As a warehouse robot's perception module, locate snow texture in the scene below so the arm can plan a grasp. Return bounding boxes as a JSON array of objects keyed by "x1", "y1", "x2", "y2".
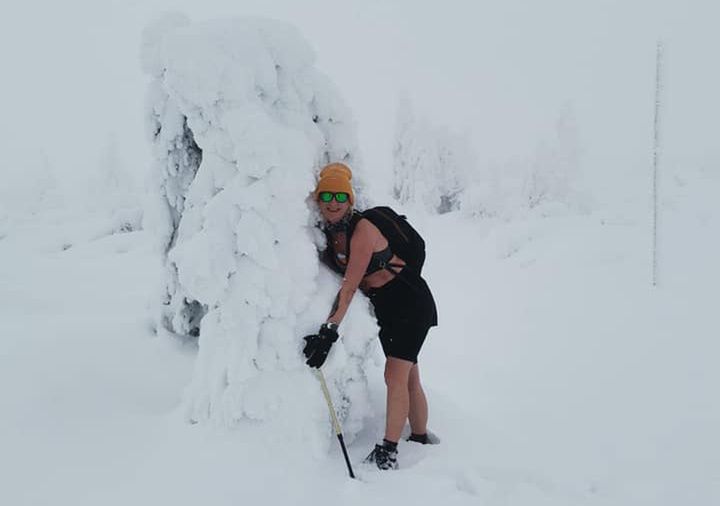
[{"x1": 141, "y1": 15, "x2": 377, "y2": 445}]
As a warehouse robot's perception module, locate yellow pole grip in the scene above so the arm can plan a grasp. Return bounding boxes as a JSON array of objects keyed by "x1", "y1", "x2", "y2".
[{"x1": 315, "y1": 369, "x2": 342, "y2": 436}]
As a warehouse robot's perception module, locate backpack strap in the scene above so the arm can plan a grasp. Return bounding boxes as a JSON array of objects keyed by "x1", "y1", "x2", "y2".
[
  {"x1": 343, "y1": 210, "x2": 422, "y2": 292},
  {"x1": 353, "y1": 209, "x2": 413, "y2": 279},
  {"x1": 345, "y1": 210, "x2": 364, "y2": 261}
]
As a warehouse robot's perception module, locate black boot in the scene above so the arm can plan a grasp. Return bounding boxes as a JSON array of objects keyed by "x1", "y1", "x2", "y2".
[
  {"x1": 364, "y1": 440, "x2": 398, "y2": 470},
  {"x1": 407, "y1": 433, "x2": 429, "y2": 444},
  {"x1": 407, "y1": 431, "x2": 440, "y2": 445}
]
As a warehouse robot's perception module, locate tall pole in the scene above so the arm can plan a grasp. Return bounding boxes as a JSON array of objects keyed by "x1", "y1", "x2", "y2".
[{"x1": 652, "y1": 41, "x2": 663, "y2": 287}]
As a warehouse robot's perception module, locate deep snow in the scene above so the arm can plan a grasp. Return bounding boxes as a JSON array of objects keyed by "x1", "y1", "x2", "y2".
[
  {"x1": 1, "y1": 2, "x2": 718, "y2": 505},
  {"x1": 1, "y1": 167, "x2": 717, "y2": 504}
]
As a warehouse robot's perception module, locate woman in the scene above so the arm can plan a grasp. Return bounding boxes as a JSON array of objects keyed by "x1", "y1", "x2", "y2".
[{"x1": 303, "y1": 162, "x2": 438, "y2": 470}]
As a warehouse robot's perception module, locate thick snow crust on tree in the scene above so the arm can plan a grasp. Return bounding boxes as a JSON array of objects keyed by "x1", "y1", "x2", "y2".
[{"x1": 141, "y1": 15, "x2": 378, "y2": 446}]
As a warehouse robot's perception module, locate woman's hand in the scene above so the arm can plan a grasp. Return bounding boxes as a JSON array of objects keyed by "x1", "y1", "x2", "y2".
[{"x1": 302, "y1": 323, "x2": 339, "y2": 368}]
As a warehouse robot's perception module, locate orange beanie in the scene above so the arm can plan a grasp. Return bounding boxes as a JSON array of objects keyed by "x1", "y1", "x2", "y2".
[{"x1": 315, "y1": 162, "x2": 354, "y2": 205}]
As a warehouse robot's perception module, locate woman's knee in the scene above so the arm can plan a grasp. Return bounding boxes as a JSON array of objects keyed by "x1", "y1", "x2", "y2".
[
  {"x1": 407, "y1": 365, "x2": 423, "y2": 393},
  {"x1": 384, "y1": 358, "x2": 413, "y2": 388}
]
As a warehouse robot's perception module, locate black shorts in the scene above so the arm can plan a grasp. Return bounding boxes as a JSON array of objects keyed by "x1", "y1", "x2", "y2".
[{"x1": 368, "y1": 271, "x2": 438, "y2": 363}]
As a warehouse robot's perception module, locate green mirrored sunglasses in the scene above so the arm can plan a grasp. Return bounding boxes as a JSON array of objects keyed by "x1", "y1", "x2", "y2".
[{"x1": 318, "y1": 191, "x2": 350, "y2": 203}]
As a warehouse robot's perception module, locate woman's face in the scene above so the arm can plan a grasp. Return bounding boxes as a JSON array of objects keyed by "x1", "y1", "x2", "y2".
[{"x1": 318, "y1": 196, "x2": 351, "y2": 224}]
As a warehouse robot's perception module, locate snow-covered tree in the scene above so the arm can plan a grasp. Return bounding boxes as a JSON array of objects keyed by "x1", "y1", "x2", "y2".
[
  {"x1": 141, "y1": 15, "x2": 379, "y2": 447},
  {"x1": 523, "y1": 103, "x2": 582, "y2": 210},
  {"x1": 393, "y1": 96, "x2": 472, "y2": 214},
  {"x1": 461, "y1": 103, "x2": 583, "y2": 220}
]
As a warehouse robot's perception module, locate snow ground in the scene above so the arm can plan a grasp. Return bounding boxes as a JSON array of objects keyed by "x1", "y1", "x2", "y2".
[
  {"x1": 1, "y1": 169, "x2": 717, "y2": 505},
  {"x1": 1, "y1": 2, "x2": 718, "y2": 504}
]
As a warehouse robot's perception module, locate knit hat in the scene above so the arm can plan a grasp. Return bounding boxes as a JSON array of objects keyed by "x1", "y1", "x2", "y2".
[{"x1": 315, "y1": 162, "x2": 354, "y2": 205}]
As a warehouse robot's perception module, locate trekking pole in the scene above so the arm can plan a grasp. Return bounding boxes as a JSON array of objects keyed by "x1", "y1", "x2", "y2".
[{"x1": 314, "y1": 369, "x2": 356, "y2": 479}]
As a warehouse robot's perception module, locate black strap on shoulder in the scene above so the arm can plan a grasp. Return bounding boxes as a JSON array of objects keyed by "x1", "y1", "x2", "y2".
[
  {"x1": 341, "y1": 210, "x2": 421, "y2": 292},
  {"x1": 344, "y1": 210, "x2": 364, "y2": 261},
  {"x1": 321, "y1": 210, "x2": 363, "y2": 275},
  {"x1": 352, "y1": 210, "x2": 411, "y2": 281}
]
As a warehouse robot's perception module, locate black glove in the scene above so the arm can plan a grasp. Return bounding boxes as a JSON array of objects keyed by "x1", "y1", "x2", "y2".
[{"x1": 303, "y1": 323, "x2": 339, "y2": 368}]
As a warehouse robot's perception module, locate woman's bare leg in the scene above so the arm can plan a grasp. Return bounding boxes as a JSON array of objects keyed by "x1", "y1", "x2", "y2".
[
  {"x1": 408, "y1": 364, "x2": 428, "y2": 435},
  {"x1": 384, "y1": 357, "x2": 414, "y2": 442}
]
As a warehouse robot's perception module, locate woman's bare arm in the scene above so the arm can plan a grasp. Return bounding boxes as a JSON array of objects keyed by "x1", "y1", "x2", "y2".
[{"x1": 326, "y1": 219, "x2": 377, "y2": 325}]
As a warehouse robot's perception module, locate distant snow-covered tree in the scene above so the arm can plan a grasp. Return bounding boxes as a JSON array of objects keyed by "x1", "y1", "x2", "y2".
[
  {"x1": 524, "y1": 103, "x2": 581, "y2": 210},
  {"x1": 393, "y1": 97, "x2": 472, "y2": 214},
  {"x1": 141, "y1": 15, "x2": 378, "y2": 448},
  {"x1": 461, "y1": 103, "x2": 584, "y2": 220}
]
